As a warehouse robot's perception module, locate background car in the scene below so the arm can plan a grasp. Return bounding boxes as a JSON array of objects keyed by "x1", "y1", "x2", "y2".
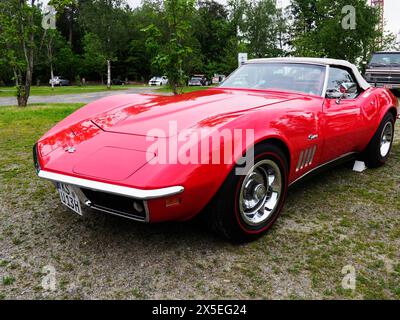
[
  {"x1": 49, "y1": 76, "x2": 70, "y2": 86},
  {"x1": 212, "y1": 74, "x2": 226, "y2": 84},
  {"x1": 112, "y1": 79, "x2": 126, "y2": 85},
  {"x1": 188, "y1": 75, "x2": 209, "y2": 86},
  {"x1": 364, "y1": 51, "x2": 400, "y2": 96},
  {"x1": 148, "y1": 76, "x2": 168, "y2": 86}
]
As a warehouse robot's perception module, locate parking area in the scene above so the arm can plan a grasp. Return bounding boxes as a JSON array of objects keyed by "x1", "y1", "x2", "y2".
[
  {"x1": 0, "y1": 87, "x2": 170, "y2": 106},
  {"x1": 0, "y1": 104, "x2": 399, "y2": 299}
]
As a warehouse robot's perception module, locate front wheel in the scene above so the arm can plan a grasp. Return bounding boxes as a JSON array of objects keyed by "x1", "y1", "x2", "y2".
[
  {"x1": 207, "y1": 143, "x2": 288, "y2": 242},
  {"x1": 363, "y1": 112, "x2": 395, "y2": 168}
]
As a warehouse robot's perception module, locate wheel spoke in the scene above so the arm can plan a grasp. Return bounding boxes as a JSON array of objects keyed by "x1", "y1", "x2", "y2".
[
  {"x1": 239, "y1": 159, "x2": 282, "y2": 226},
  {"x1": 380, "y1": 121, "x2": 393, "y2": 157}
]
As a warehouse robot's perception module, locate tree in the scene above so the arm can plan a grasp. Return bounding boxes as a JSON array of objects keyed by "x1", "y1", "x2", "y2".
[
  {"x1": 243, "y1": 0, "x2": 286, "y2": 58},
  {"x1": 82, "y1": 33, "x2": 107, "y2": 82},
  {"x1": 80, "y1": 0, "x2": 129, "y2": 88},
  {"x1": 0, "y1": 0, "x2": 42, "y2": 106},
  {"x1": 49, "y1": 0, "x2": 78, "y2": 45},
  {"x1": 290, "y1": 0, "x2": 381, "y2": 65},
  {"x1": 143, "y1": 0, "x2": 198, "y2": 94},
  {"x1": 125, "y1": 0, "x2": 164, "y2": 81},
  {"x1": 194, "y1": 1, "x2": 232, "y2": 76}
]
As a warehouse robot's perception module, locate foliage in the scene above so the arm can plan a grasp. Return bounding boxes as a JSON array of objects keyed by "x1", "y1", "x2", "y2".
[
  {"x1": 82, "y1": 33, "x2": 107, "y2": 81},
  {"x1": 0, "y1": 0, "x2": 43, "y2": 106},
  {"x1": 143, "y1": 0, "x2": 198, "y2": 94},
  {"x1": 79, "y1": 0, "x2": 130, "y2": 87},
  {"x1": 290, "y1": 0, "x2": 381, "y2": 65},
  {"x1": 243, "y1": 0, "x2": 286, "y2": 58}
]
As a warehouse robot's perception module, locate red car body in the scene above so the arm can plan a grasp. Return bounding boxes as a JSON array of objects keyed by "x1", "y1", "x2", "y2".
[{"x1": 34, "y1": 59, "x2": 399, "y2": 227}]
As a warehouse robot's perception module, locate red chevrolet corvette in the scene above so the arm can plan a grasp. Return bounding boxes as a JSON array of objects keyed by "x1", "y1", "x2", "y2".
[{"x1": 34, "y1": 58, "x2": 398, "y2": 242}]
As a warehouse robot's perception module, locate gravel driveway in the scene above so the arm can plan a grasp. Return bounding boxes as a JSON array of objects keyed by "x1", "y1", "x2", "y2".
[{"x1": 0, "y1": 87, "x2": 168, "y2": 106}]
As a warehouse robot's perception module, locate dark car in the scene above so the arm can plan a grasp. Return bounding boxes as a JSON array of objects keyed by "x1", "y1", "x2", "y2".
[
  {"x1": 188, "y1": 75, "x2": 209, "y2": 86},
  {"x1": 364, "y1": 52, "x2": 400, "y2": 95},
  {"x1": 112, "y1": 79, "x2": 126, "y2": 85}
]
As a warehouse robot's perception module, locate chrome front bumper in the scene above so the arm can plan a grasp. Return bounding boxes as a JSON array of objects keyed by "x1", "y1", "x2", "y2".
[
  {"x1": 33, "y1": 143, "x2": 184, "y2": 222},
  {"x1": 37, "y1": 170, "x2": 184, "y2": 200},
  {"x1": 37, "y1": 170, "x2": 184, "y2": 223}
]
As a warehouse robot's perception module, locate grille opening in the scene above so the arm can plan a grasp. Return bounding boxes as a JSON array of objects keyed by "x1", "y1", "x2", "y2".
[{"x1": 81, "y1": 188, "x2": 147, "y2": 221}]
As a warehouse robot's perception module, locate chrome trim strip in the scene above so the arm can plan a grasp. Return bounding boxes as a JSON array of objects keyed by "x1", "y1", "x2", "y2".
[
  {"x1": 301, "y1": 148, "x2": 310, "y2": 169},
  {"x1": 321, "y1": 65, "x2": 330, "y2": 98},
  {"x1": 296, "y1": 150, "x2": 304, "y2": 172},
  {"x1": 85, "y1": 200, "x2": 149, "y2": 223},
  {"x1": 289, "y1": 152, "x2": 357, "y2": 186},
  {"x1": 305, "y1": 147, "x2": 313, "y2": 166},
  {"x1": 308, "y1": 145, "x2": 317, "y2": 166},
  {"x1": 38, "y1": 170, "x2": 184, "y2": 200}
]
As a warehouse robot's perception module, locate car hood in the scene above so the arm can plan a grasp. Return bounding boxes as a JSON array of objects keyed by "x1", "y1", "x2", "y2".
[{"x1": 91, "y1": 88, "x2": 296, "y2": 137}]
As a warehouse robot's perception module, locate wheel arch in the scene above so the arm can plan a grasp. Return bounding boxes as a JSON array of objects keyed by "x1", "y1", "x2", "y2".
[
  {"x1": 387, "y1": 106, "x2": 398, "y2": 121},
  {"x1": 254, "y1": 137, "x2": 291, "y2": 172}
]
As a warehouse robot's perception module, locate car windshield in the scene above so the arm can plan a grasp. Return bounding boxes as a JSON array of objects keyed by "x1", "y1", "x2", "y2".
[
  {"x1": 369, "y1": 53, "x2": 400, "y2": 66},
  {"x1": 220, "y1": 63, "x2": 327, "y2": 96}
]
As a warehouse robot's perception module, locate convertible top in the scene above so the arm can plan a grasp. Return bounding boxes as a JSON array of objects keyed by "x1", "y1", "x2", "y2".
[{"x1": 247, "y1": 57, "x2": 371, "y2": 91}]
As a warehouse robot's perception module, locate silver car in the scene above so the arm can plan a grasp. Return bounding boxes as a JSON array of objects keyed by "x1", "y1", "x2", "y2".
[{"x1": 49, "y1": 76, "x2": 70, "y2": 86}]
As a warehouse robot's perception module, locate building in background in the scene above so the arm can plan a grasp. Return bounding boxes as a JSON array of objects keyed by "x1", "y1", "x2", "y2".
[{"x1": 371, "y1": 0, "x2": 385, "y2": 46}]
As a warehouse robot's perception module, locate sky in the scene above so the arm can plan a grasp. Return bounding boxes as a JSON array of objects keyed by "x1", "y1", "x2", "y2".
[{"x1": 41, "y1": 0, "x2": 400, "y2": 35}]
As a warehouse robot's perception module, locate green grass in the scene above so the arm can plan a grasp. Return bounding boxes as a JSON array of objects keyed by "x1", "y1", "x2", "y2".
[
  {"x1": 0, "y1": 84, "x2": 145, "y2": 97},
  {"x1": 2, "y1": 276, "x2": 16, "y2": 286},
  {"x1": 0, "y1": 103, "x2": 399, "y2": 299}
]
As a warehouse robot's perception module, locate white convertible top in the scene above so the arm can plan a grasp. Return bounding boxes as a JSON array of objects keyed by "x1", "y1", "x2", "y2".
[{"x1": 247, "y1": 57, "x2": 371, "y2": 91}]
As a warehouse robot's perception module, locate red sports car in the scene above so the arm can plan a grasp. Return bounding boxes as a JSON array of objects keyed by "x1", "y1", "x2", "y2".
[{"x1": 34, "y1": 58, "x2": 399, "y2": 242}]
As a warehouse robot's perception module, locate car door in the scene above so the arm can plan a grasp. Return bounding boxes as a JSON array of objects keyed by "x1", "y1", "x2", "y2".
[{"x1": 321, "y1": 66, "x2": 364, "y2": 163}]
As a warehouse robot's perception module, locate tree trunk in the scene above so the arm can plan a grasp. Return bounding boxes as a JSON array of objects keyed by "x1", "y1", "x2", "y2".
[
  {"x1": 16, "y1": 0, "x2": 35, "y2": 107},
  {"x1": 107, "y1": 59, "x2": 111, "y2": 89},
  {"x1": 68, "y1": 7, "x2": 73, "y2": 44},
  {"x1": 172, "y1": 82, "x2": 178, "y2": 95},
  {"x1": 17, "y1": 95, "x2": 29, "y2": 107},
  {"x1": 50, "y1": 63, "x2": 54, "y2": 90}
]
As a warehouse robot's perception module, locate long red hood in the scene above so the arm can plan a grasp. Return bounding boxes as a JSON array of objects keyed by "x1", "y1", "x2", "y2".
[{"x1": 90, "y1": 88, "x2": 296, "y2": 137}]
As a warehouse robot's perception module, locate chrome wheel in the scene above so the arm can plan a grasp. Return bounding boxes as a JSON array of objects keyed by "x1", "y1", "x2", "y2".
[
  {"x1": 239, "y1": 159, "x2": 282, "y2": 226},
  {"x1": 380, "y1": 121, "x2": 393, "y2": 157}
]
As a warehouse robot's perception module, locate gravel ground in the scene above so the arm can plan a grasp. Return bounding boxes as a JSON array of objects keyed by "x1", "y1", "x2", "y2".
[{"x1": 0, "y1": 105, "x2": 399, "y2": 300}]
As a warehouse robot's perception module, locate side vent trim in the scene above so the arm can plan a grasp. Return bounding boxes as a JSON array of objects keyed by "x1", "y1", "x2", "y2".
[{"x1": 296, "y1": 145, "x2": 317, "y2": 172}]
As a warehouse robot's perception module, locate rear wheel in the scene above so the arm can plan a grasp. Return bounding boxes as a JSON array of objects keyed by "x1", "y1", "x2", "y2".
[
  {"x1": 391, "y1": 89, "x2": 400, "y2": 98},
  {"x1": 363, "y1": 112, "x2": 395, "y2": 168},
  {"x1": 207, "y1": 143, "x2": 288, "y2": 243}
]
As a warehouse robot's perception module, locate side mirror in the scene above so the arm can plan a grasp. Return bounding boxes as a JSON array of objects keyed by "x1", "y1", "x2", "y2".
[
  {"x1": 339, "y1": 82, "x2": 357, "y2": 95},
  {"x1": 326, "y1": 82, "x2": 357, "y2": 104}
]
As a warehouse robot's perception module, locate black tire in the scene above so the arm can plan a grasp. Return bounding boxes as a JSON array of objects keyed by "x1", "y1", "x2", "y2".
[
  {"x1": 363, "y1": 112, "x2": 395, "y2": 168},
  {"x1": 206, "y1": 143, "x2": 289, "y2": 243},
  {"x1": 391, "y1": 89, "x2": 400, "y2": 98}
]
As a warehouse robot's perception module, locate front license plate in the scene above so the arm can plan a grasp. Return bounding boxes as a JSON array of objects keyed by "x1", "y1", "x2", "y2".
[{"x1": 56, "y1": 182, "x2": 82, "y2": 216}]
